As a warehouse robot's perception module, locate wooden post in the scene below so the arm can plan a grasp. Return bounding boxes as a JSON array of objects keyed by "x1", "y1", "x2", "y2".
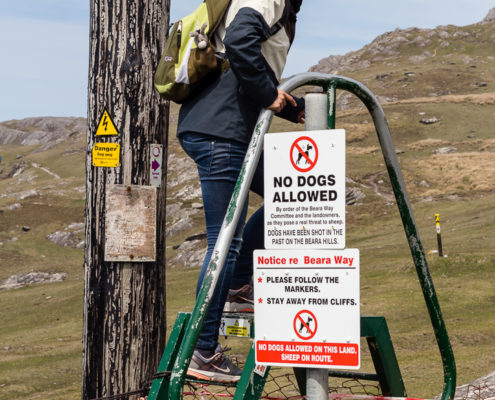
[
  {"x1": 82, "y1": 1, "x2": 170, "y2": 399},
  {"x1": 435, "y1": 213, "x2": 443, "y2": 257}
]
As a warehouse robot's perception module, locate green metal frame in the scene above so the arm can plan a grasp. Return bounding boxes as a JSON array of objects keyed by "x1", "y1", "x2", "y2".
[
  {"x1": 150, "y1": 72, "x2": 456, "y2": 400},
  {"x1": 149, "y1": 314, "x2": 404, "y2": 399},
  {"x1": 359, "y1": 316, "x2": 406, "y2": 396}
]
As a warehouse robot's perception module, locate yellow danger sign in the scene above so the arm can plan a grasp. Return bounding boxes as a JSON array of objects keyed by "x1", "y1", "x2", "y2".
[
  {"x1": 92, "y1": 143, "x2": 120, "y2": 167},
  {"x1": 226, "y1": 325, "x2": 248, "y2": 337},
  {"x1": 96, "y1": 109, "x2": 119, "y2": 136}
]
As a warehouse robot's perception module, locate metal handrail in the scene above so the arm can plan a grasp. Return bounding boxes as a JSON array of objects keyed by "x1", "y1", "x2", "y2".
[{"x1": 167, "y1": 72, "x2": 456, "y2": 400}]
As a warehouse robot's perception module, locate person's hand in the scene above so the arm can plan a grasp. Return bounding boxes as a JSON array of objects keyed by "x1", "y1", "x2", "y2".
[{"x1": 267, "y1": 89, "x2": 297, "y2": 113}]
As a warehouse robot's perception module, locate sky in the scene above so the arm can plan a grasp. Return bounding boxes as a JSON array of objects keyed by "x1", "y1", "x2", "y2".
[{"x1": 0, "y1": 1, "x2": 493, "y2": 122}]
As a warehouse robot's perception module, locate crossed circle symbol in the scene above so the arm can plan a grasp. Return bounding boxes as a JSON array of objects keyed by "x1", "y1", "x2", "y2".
[
  {"x1": 293, "y1": 309, "x2": 318, "y2": 340},
  {"x1": 290, "y1": 136, "x2": 318, "y2": 173}
]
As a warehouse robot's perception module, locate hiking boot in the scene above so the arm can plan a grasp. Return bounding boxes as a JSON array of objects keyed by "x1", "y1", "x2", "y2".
[
  {"x1": 187, "y1": 344, "x2": 242, "y2": 383},
  {"x1": 223, "y1": 284, "x2": 254, "y2": 313}
]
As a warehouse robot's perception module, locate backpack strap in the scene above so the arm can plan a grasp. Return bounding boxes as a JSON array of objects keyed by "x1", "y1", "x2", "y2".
[{"x1": 268, "y1": 0, "x2": 292, "y2": 37}]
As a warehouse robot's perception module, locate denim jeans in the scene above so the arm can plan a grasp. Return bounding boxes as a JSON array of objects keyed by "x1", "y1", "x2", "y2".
[{"x1": 179, "y1": 132, "x2": 264, "y2": 350}]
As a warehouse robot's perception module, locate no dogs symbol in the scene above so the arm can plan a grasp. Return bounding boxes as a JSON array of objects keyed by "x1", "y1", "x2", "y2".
[
  {"x1": 293, "y1": 310, "x2": 318, "y2": 340},
  {"x1": 290, "y1": 136, "x2": 319, "y2": 173}
]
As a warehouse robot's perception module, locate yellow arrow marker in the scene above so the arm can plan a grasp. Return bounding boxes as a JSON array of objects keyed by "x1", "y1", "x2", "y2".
[
  {"x1": 435, "y1": 213, "x2": 441, "y2": 233},
  {"x1": 96, "y1": 109, "x2": 119, "y2": 136}
]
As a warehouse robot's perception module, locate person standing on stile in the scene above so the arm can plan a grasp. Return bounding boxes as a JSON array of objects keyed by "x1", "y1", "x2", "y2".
[{"x1": 177, "y1": 0, "x2": 305, "y2": 383}]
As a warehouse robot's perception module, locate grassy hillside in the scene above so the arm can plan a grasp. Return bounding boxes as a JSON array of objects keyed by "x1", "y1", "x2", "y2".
[{"x1": 1, "y1": 14, "x2": 494, "y2": 400}]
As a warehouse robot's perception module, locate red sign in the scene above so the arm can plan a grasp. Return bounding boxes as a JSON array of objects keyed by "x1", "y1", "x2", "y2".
[
  {"x1": 290, "y1": 136, "x2": 319, "y2": 172},
  {"x1": 293, "y1": 310, "x2": 317, "y2": 340},
  {"x1": 256, "y1": 341, "x2": 359, "y2": 367}
]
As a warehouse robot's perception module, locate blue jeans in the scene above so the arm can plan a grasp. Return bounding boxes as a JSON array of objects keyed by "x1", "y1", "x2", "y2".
[{"x1": 179, "y1": 132, "x2": 264, "y2": 350}]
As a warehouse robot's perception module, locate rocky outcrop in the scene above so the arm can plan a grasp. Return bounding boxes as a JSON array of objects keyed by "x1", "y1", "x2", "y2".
[
  {"x1": 481, "y1": 7, "x2": 495, "y2": 24},
  {"x1": 310, "y1": 8, "x2": 495, "y2": 76},
  {"x1": 0, "y1": 272, "x2": 67, "y2": 290},
  {"x1": 0, "y1": 117, "x2": 86, "y2": 150},
  {"x1": 46, "y1": 223, "x2": 85, "y2": 249}
]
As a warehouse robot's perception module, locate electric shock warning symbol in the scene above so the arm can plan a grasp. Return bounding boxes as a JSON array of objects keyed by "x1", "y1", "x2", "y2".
[
  {"x1": 293, "y1": 310, "x2": 318, "y2": 340},
  {"x1": 96, "y1": 109, "x2": 119, "y2": 136},
  {"x1": 290, "y1": 136, "x2": 319, "y2": 173}
]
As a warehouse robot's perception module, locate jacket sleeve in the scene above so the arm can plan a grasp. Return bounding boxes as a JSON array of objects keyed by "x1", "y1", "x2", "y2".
[{"x1": 223, "y1": 7, "x2": 279, "y2": 108}]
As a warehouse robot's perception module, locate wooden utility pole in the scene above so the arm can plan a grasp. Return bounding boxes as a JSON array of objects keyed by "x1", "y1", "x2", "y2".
[{"x1": 83, "y1": 1, "x2": 170, "y2": 399}]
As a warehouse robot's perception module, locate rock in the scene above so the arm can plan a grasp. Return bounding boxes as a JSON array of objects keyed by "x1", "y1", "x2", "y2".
[
  {"x1": 171, "y1": 240, "x2": 205, "y2": 268},
  {"x1": 191, "y1": 202, "x2": 203, "y2": 209},
  {"x1": 419, "y1": 180, "x2": 430, "y2": 188},
  {"x1": 16, "y1": 189, "x2": 38, "y2": 200},
  {"x1": 166, "y1": 216, "x2": 195, "y2": 238},
  {"x1": 3, "y1": 203, "x2": 21, "y2": 211},
  {"x1": 46, "y1": 222, "x2": 85, "y2": 248},
  {"x1": 434, "y1": 146, "x2": 457, "y2": 154},
  {"x1": 7, "y1": 161, "x2": 26, "y2": 178},
  {"x1": 420, "y1": 117, "x2": 441, "y2": 125},
  {"x1": 0, "y1": 117, "x2": 87, "y2": 150},
  {"x1": 434, "y1": 370, "x2": 495, "y2": 400},
  {"x1": 0, "y1": 272, "x2": 67, "y2": 290},
  {"x1": 481, "y1": 7, "x2": 495, "y2": 24},
  {"x1": 345, "y1": 188, "x2": 365, "y2": 205},
  {"x1": 67, "y1": 222, "x2": 84, "y2": 230}
]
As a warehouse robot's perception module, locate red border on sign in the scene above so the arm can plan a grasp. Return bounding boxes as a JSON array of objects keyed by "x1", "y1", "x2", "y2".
[
  {"x1": 290, "y1": 136, "x2": 319, "y2": 173},
  {"x1": 256, "y1": 340, "x2": 359, "y2": 367},
  {"x1": 293, "y1": 309, "x2": 317, "y2": 340}
]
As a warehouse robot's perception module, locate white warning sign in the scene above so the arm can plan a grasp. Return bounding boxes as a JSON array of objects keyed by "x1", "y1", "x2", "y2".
[
  {"x1": 254, "y1": 248, "x2": 360, "y2": 369},
  {"x1": 264, "y1": 130, "x2": 346, "y2": 249}
]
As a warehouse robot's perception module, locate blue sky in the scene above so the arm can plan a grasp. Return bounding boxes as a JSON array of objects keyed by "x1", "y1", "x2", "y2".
[{"x1": 0, "y1": 0, "x2": 493, "y2": 122}]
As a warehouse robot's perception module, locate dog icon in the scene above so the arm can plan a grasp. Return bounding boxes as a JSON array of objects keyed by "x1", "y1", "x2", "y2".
[
  {"x1": 298, "y1": 316, "x2": 314, "y2": 334},
  {"x1": 296, "y1": 144, "x2": 313, "y2": 165}
]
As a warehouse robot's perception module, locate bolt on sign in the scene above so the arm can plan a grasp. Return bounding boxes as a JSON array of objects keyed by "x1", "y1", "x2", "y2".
[
  {"x1": 92, "y1": 143, "x2": 120, "y2": 167},
  {"x1": 254, "y1": 249, "x2": 360, "y2": 369},
  {"x1": 264, "y1": 130, "x2": 346, "y2": 249}
]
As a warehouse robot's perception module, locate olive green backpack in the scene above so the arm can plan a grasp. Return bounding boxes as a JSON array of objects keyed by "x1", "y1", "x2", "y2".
[{"x1": 154, "y1": 0, "x2": 231, "y2": 103}]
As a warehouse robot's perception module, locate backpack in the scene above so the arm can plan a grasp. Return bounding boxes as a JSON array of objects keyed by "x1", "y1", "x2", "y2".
[
  {"x1": 154, "y1": 0, "x2": 290, "y2": 103},
  {"x1": 154, "y1": 0, "x2": 232, "y2": 103}
]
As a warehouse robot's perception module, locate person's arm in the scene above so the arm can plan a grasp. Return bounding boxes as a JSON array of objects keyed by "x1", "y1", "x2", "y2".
[{"x1": 223, "y1": 7, "x2": 279, "y2": 108}]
